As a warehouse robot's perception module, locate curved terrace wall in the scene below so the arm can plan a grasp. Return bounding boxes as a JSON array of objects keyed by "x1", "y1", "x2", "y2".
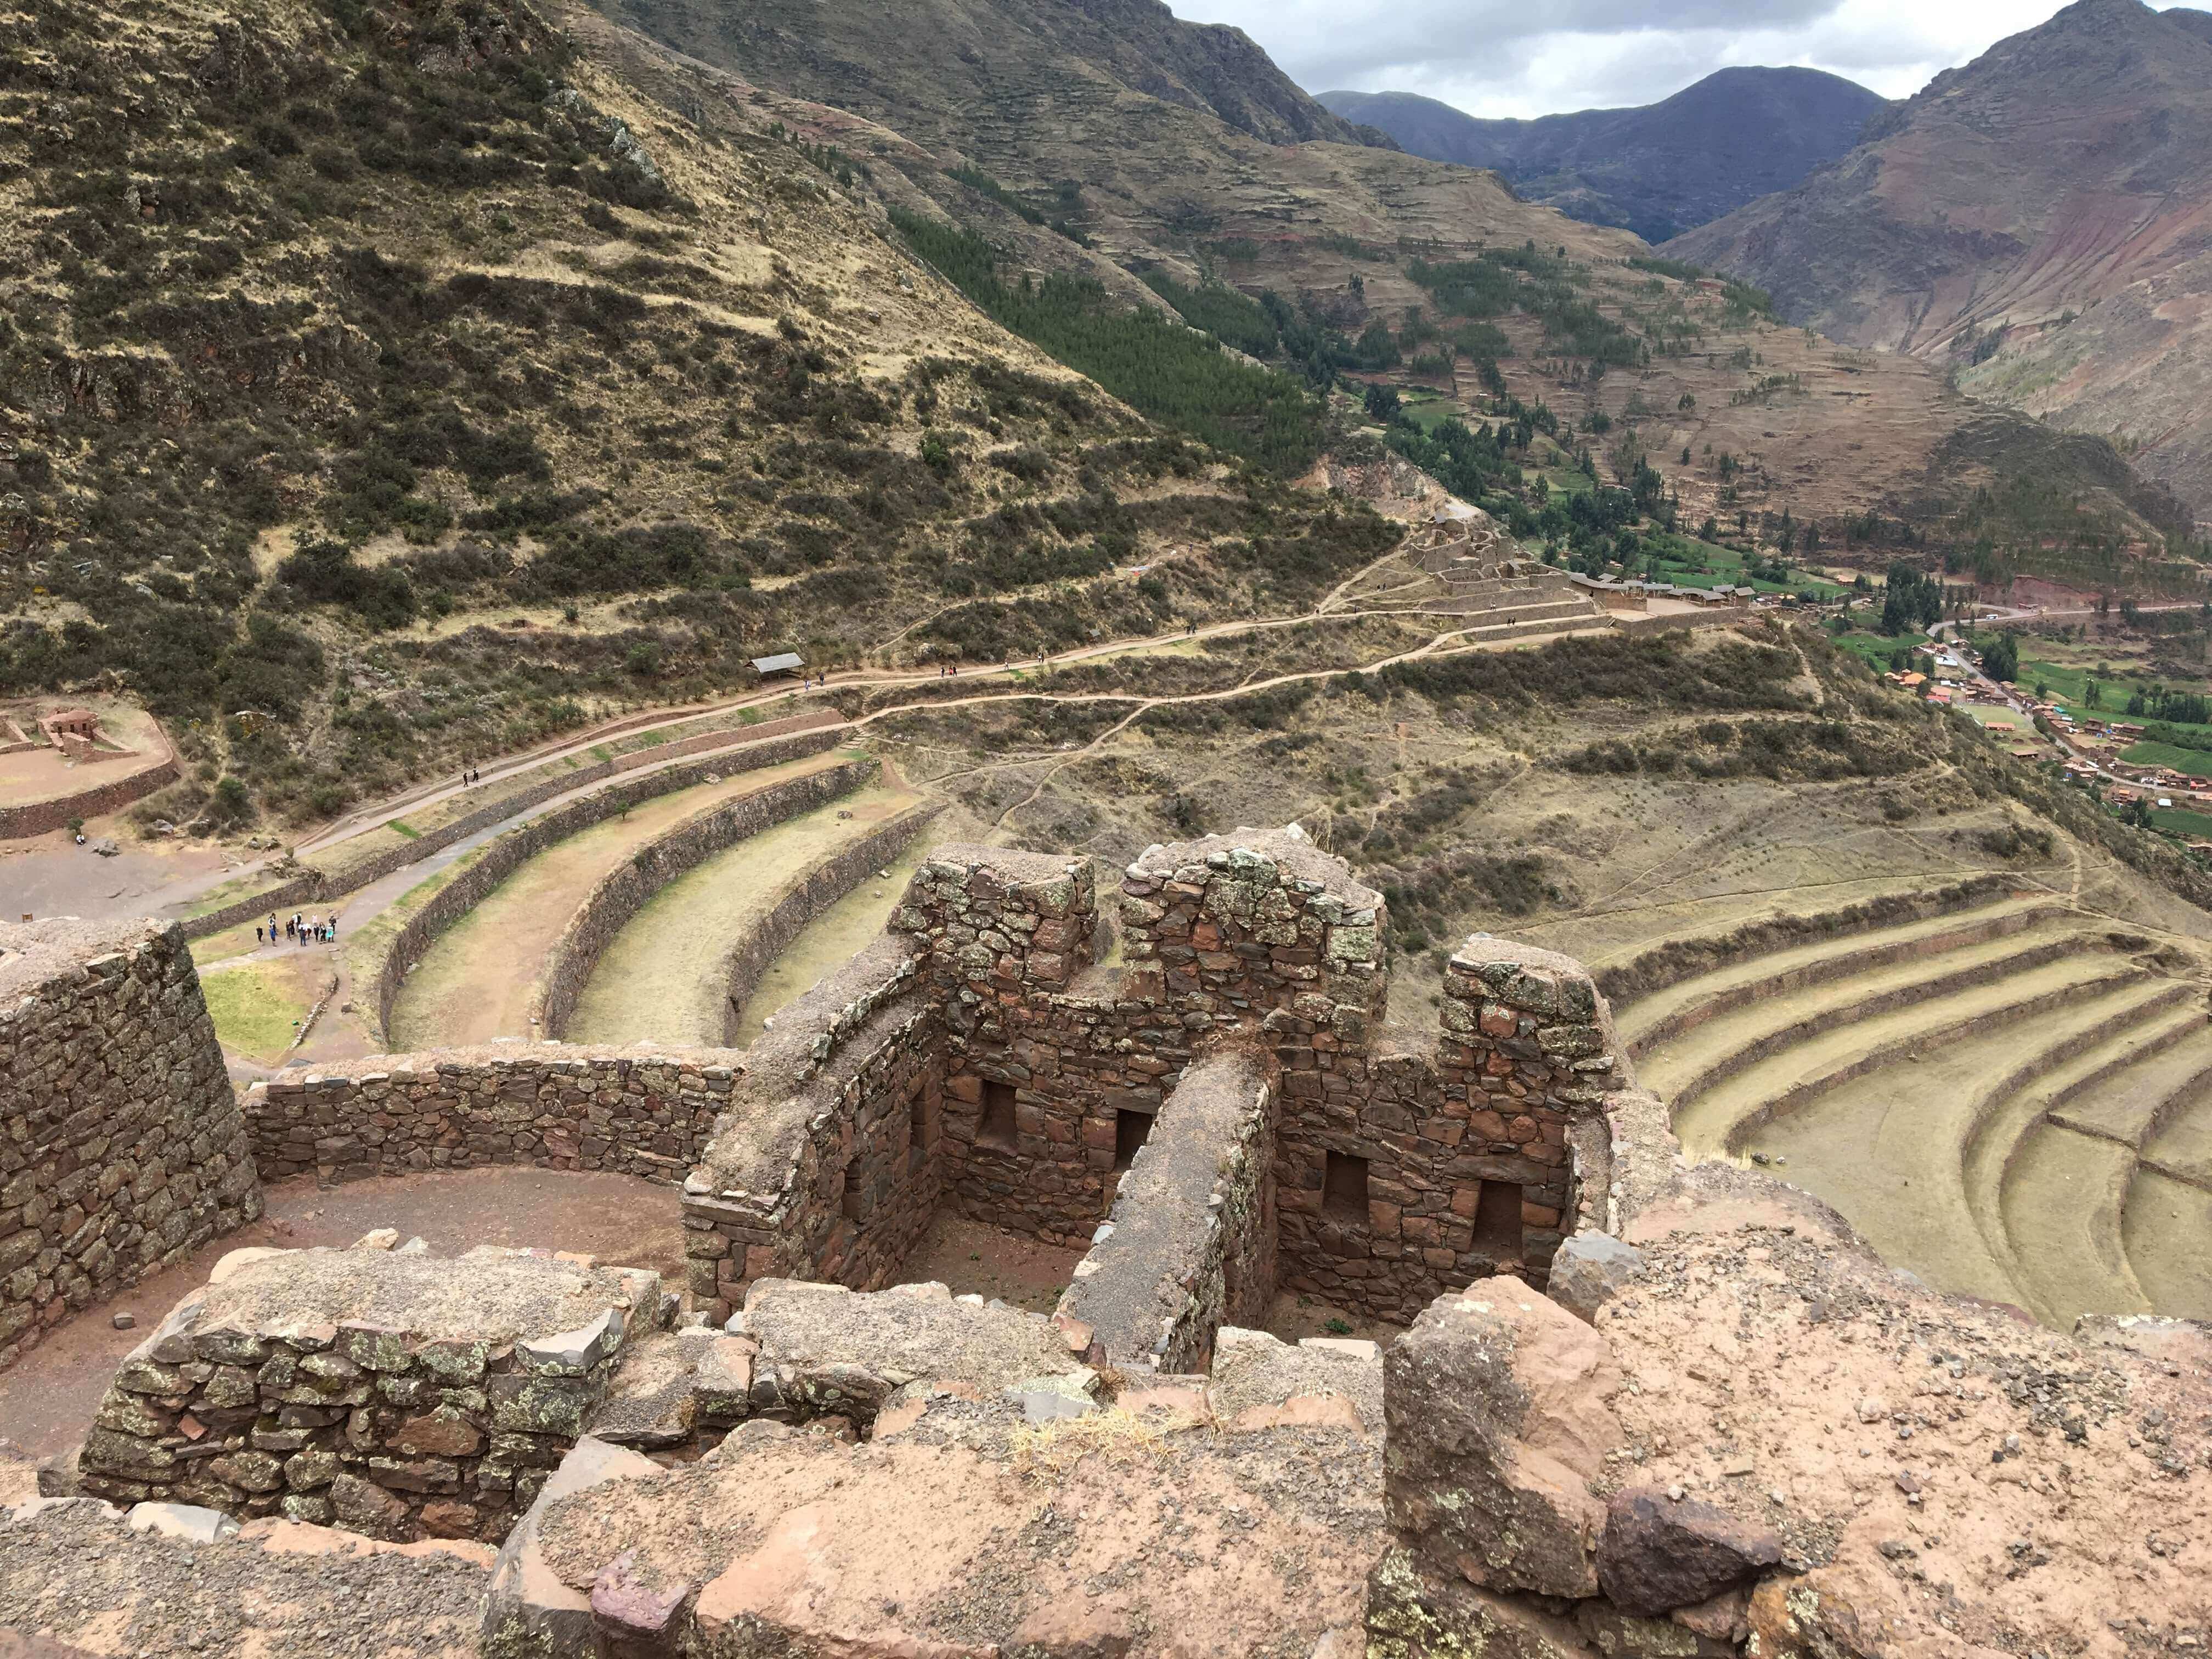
[
  {"x1": 365, "y1": 727, "x2": 846, "y2": 1042},
  {"x1": 1592, "y1": 874, "x2": 2012, "y2": 1007},
  {"x1": 717, "y1": 801, "x2": 941, "y2": 1045},
  {"x1": 0, "y1": 753, "x2": 179, "y2": 842},
  {"x1": 180, "y1": 712, "x2": 843, "y2": 941},
  {"x1": 535, "y1": 757, "x2": 878, "y2": 1040}
]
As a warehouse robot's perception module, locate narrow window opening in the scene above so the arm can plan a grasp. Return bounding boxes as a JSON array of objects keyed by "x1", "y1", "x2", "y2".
[
  {"x1": 1473, "y1": 1179, "x2": 1525, "y2": 1256},
  {"x1": 1114, "y1": 1108, "x2": 1153, "y2": 1170},
  {"x1": 840, "y1": 1158, "x2": 866, "y2": 1222},
  {"x1": 979, "y1": 1080, "x2": 1018, "y2": 1150},
  {"x1": 1323, "y1": 1151, "x2": 1370, "y2": 1221},
  {"x1": 908, "y1": 1093, "x2": 930, "y2": 1170}
]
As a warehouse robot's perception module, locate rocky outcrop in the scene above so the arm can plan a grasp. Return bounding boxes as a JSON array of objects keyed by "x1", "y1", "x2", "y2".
[{"x1": 1381, "y1": 1278, "x2": 1622, "y2": 1600}]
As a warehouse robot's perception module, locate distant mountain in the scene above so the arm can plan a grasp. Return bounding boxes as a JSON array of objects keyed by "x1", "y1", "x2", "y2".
[
  {"x1": 1316, "y1": 68, "x2": 1889, "y2": 243},
  {"x1": 1666, "y1": 0, "x2": 2212, "y2": 512}
]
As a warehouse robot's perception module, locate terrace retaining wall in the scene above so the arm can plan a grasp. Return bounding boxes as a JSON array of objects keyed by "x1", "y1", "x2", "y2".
[
  {"x1": 533, "y1": 757, "x2": 877, "y2": 1039},
  {"x1": 368, "y1": 727, "x2": 848, "y2": 1041},
  {"x1": 718, "y1": 802, "x2": 941, "y2": 1045},
  {"x1": 0, "y1": 919, "x2": 262, "y2": 1373},
  {"x1": 180, "y1": 712, "x2": 844, "y2": 941},
  {"x1": 0, "y1": 753, "x2": 180, "y2": 842}
]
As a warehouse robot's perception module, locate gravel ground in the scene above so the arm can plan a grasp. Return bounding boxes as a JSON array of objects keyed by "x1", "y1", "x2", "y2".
[{"x1": 0, "y1": 1501, "x2": 488, "y2": 1658}]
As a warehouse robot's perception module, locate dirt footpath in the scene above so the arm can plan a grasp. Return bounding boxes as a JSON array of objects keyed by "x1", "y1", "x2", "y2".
[{"x1": 0, "y1": 1167, "x2": 683, "y2": 1466}]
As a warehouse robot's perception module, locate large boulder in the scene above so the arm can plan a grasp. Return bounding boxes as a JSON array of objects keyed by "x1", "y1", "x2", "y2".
[
  {"x1": 1547, "y1": 1231, "x2": 1645, "y2": 1325},
  {"x1": 1382, "y1": 1279, "x2": 1623, "y2": 1599},
  {"x1": 1597, "y1": 1488, "x2": 1784, "y2": 1617}
]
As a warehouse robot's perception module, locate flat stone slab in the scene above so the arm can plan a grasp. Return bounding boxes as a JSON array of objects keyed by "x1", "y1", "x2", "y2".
[
  {"x1": 1206, "y1": 1327, "x2": 1385, "y2": 1432},
  {"x1": 509, "y1": 1391, "x2": 1383, "y2": 1657},
  {"x1": 164, "y1": 1246, "x2": 660, "y2": 1350},
  {"x1": 740, "y1": 1280, "x2": 1081, "y2": 1414}
]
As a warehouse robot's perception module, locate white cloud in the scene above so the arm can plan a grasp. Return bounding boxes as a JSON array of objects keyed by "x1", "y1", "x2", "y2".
[{"x1": 1170, "y1": 0, "x2": 2189, "y2": 117}]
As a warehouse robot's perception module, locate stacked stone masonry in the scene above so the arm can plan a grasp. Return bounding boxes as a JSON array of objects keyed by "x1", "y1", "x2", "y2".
[
  {"x1": 665, "y1": 828, "x2": 1622, "y2": 1327},
  {"x1": 245, "y1": 1049, "x2": 741, "y2": 1186},
  {"x1": 534, "y1": 754, "x2": 877, "y2": 1037},
  {"x1": 1056, "y1": 1049, "x2": 1278, "y2": 1373},
  {"x1": 0, "y1": 918, "x2": 263, "y2": 1374},
  {"x1": 682, "y1": 936, "x2": 945, "y2": 1322},
  {"x1": 75, "y1": 1241, "x2": 664, "y2": 1544}
]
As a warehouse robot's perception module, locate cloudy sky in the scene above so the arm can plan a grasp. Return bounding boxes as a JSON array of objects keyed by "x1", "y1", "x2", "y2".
[{"x1": 1167, "y1": 0, "x2": 2180, "y2": 118}]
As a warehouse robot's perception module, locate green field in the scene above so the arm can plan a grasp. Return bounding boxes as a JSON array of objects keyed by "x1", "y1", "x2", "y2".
[
  {"x1": 1829, "y1": 629, "x2": 1932, "y2": 670},
  {"x1": 2151, "y1": 806, "x2": 2212, "y2": 839},
  {"x1": 200, "y1": 962, "x2": 315, "y2": 1063},
  {"x1": 2015, "y1": 645, "x2": 2212, "y2": 736},
  {"x1": 1647, "y1": 535, "x2": 1843, "y2": 599},
  {"x1": 2121, "y1": 740, "x2": 2212, "y2": 776}
]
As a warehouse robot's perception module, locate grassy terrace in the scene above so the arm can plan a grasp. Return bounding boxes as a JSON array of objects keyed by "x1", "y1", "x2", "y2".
[
  {"x1": 180, "y1": 698, "x2": 810, "y2": 919},
  {"x1": 1815, "y1": 629, "x2": 1930, "y2": 672},
  {"x1": 1645, "y1": 534, "x2": 1845, "y2": 599}
]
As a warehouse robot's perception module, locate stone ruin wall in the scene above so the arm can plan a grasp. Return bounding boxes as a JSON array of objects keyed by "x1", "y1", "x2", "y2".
[
  {"x1": 7, "y1": 823, "x2": 1617, "y2": 1400},
  {"x1": 0, "y1": 918, "x2": 263, "y2": 1374},
  {"x1": 244, "y1": 1050, "x2": 739, "y2": 1187},
  {"x1": 664, "y1": 831, "x2": 1620, "y2": 1346},
  {"x1": 76, "y1": 1243, "x2": 667, "y2": 1544},
  {"x1": 680, "y1": 936, "x2": 946, "y2": 1322},
  {"x1": 1055, "y1": 1049, "x2": 1278, "y2": 1374}
]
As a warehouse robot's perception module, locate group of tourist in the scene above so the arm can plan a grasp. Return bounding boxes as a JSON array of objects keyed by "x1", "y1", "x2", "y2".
[{"x1": 256, "y1": 912, "x2": 338, "y2": 947}]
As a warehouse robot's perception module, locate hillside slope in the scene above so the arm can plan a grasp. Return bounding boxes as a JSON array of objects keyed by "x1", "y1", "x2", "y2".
[
  {"x1": 0, "y1": 0, "x2": 1396, "y2": 824},
  {"x1": 1318, "y1": 69, "x2": 1889, "y2": 244},
  {"x1": 596, "y1": 0, "x2": 2192, "y2": 563},
  {"x1": 1666, "y1": 0, "x2": 2212, "y2": 513}
]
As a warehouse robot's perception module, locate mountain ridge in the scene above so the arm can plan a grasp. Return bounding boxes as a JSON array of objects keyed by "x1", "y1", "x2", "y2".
[
  {"x1": 1666, "y1": 0, "x2": 2212, "y2": 512},
  {"x1": 1317, "y1": 69, "x2": 1890, "y2": 243}
]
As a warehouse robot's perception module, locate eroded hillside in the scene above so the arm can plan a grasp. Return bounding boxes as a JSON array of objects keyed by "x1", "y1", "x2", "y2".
[
  {"x1": 594, "y1": 0, "x2": 2193, "y2": 573},
  {"x1": 0, "y1": 0, "x2": 1395, "y2": 822}
]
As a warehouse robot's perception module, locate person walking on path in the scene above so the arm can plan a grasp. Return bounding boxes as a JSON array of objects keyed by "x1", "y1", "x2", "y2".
[{"x1": 256, "y1": 925, "x2": 264, "y2": 945}]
